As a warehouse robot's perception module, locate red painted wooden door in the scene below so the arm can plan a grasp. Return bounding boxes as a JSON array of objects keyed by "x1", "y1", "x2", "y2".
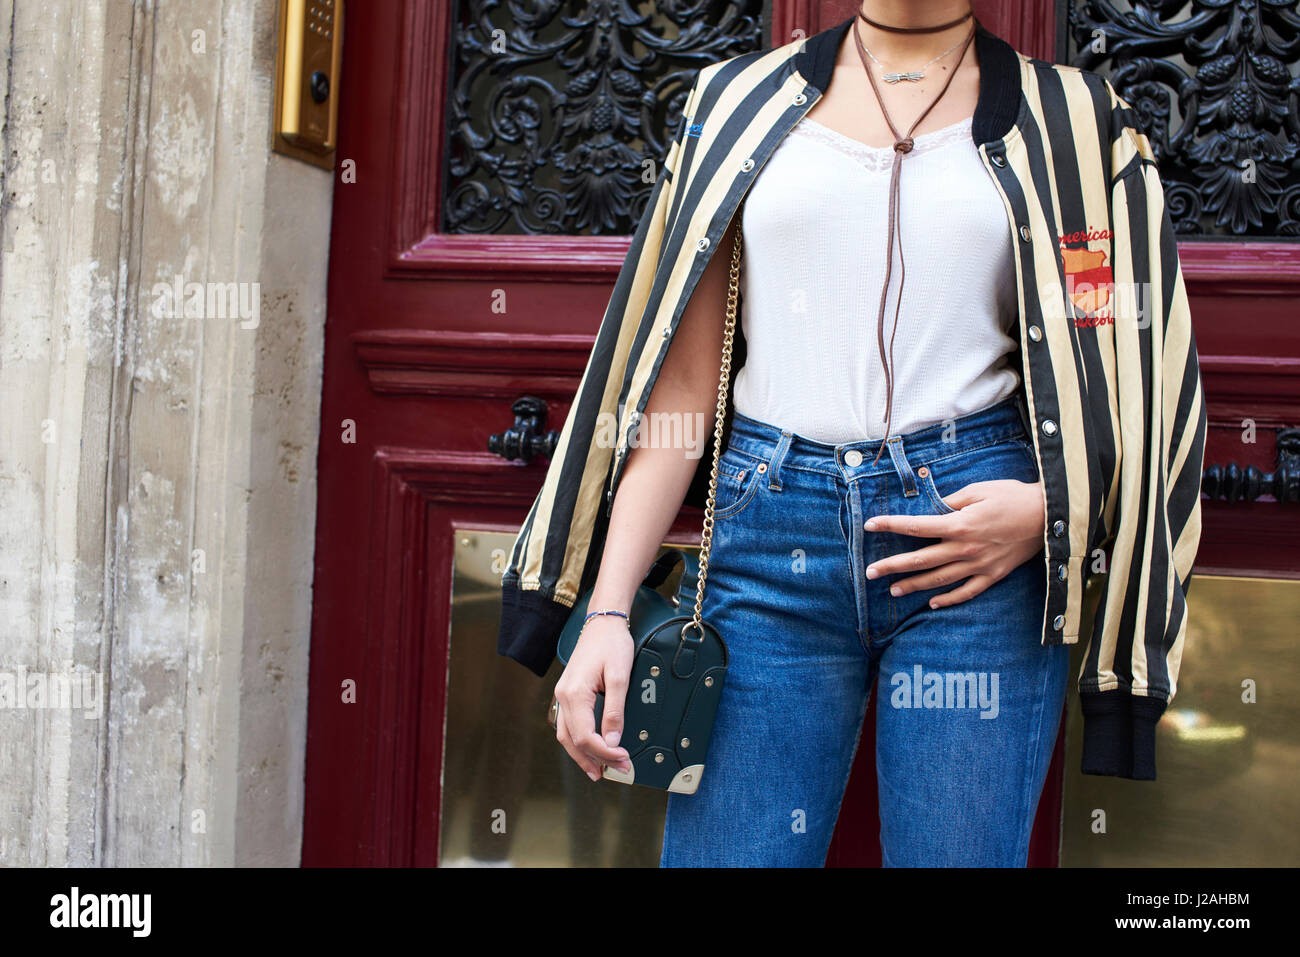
[
  {"x1": 300, "y1": 0, "x2": 713, "y2": 865},
  {"x1": 302, "y1": 0, "x2": 1299, "y2": 866}
]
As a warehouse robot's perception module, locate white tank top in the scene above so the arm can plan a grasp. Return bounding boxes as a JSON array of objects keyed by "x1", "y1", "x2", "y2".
[{"x1": 733, "y1": 113, "x2": 1021, "y2": 445}]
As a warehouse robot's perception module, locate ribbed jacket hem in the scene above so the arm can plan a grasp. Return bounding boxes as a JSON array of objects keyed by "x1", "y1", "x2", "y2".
[
  {"x1": 1079, "y1": 689, "x2": 1167, "y2": 780},
  {"x1": 497, "y1": 580, "x2": 570, "y2": 677}
]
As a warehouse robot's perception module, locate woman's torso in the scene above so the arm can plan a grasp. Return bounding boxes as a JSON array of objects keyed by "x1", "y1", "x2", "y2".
[{"x1": 732, "y1": 112, "x2": 1021, "y2": 445}]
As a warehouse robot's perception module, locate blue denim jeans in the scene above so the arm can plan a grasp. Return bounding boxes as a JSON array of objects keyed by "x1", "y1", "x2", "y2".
[{"x1": 659, "y1": 393, "x2": 1070, "y2": 867}]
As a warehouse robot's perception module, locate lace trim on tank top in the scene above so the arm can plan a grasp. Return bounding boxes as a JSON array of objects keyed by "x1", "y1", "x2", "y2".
[{"x1": 790, "y1": 114, "x2": 974, "y2": 173}]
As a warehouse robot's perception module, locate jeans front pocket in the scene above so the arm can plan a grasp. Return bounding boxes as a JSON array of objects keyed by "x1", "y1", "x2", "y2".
[
  {"x1": 917, "y1": 464, "x2": 959, "y2": 515},
  {"x1": 708, "y1": 448, "x2": 764, "y2": 521},
  {"x1": 917, "y1": 437, "x2": 1039, "y2": 516}
]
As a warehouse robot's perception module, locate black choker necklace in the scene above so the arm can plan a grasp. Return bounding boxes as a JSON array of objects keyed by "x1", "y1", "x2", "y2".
[{"x1": 857, "y1": 9, "x2": 973, "y2": 34}]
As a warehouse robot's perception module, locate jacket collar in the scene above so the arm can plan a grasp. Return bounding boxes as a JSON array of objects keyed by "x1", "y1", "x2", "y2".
[{"x1": 791, "y1": 13, "x2": 1024, "y2": 147}]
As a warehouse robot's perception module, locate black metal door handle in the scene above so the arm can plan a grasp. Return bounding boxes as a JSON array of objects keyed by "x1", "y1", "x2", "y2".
[
  {"x1": 488, "y1": 396, "x2": 560, "y2": 464},
  {"x1": 1202, "y1": 427, "x2": 1300, "y2": 504}
]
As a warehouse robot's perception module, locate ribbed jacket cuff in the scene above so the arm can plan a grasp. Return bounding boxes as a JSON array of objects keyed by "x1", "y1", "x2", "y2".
[
  {"x1": 497, "y1": 580, "x2": 571, "y2": 677},
  {"x1": 1079, "y1": 689, "x2": 1167, "y2": 780}
]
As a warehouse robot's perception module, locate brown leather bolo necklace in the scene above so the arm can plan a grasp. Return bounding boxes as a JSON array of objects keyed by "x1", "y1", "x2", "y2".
[{"x1": 853, "y1": 8, "x2": 977, "y2": 464}]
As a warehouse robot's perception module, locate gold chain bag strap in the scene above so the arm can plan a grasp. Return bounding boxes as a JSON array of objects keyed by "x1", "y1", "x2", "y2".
[
  {"x1": 547, "y1": 207, "x2": 745, "y2": 794},
  {"x1": 690, "y1": 200, "x2": 745, "y2": 633}
]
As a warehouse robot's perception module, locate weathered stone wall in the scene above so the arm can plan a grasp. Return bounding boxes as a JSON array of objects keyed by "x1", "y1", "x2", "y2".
[{"x1": 0, "y1": 0, "x2": 329, "y2": 866}]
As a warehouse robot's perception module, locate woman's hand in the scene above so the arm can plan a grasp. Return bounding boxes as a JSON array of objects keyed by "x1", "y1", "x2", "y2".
[
  {"x1": 554, "y1": 615, "x2": 635, "y2": 781},
  {"x1": 863, "y1": 479, "x2": 1046, "y2": 607}
]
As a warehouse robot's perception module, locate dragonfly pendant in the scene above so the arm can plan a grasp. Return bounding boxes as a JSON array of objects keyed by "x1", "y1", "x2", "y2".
[{"x1": 882, "y1": 70, "x2": 926, "y2": 83}]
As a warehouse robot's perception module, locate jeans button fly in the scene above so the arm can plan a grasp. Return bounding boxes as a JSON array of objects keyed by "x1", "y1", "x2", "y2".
[{"x1": 844, "y1": 449, "x2": 863, "y2": 467}]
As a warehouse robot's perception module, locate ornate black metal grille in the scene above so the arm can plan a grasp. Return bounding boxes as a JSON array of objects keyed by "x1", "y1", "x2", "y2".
[
  {"x1": 442, "y1": 1, "x2": 766, "y2": 236},
  {"x1": 1064, "y1": 0, "x2": 1300, "y2": 237}
]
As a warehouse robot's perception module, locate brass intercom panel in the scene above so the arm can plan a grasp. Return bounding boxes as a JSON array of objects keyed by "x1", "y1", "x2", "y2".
[{"x1": 273, "y1": 0, "x2": 344, "y2": 169}]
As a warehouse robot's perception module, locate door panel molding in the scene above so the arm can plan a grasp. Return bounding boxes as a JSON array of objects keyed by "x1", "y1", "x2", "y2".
[
  {"x1": 360, "y1": 446, "x2": 539, "y2": 866},
  {"x1": 1181, "y1": 242, "x2": 1300, "y2": 289},
  {"x1": 352, "y1": 329, "x2": 590, "y2": 397}
]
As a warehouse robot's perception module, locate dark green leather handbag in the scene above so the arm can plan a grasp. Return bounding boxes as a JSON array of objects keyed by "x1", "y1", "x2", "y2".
[
  {"x1": 550, "y1": 549, "x2": 728, "y2": 794},
  {"x1": 545, "y1": 210, "x2": 746, "y2": 795}
]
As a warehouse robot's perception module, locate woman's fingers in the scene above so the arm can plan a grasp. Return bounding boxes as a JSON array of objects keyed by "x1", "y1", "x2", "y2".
[
  {"x1": 861, "y1": 479, "x2": 1048, "y2": 608},
  {"x1": 600, "y1": 666, "x2": 633, "y2": 772},
  {"x1": 554, "y1": 706, "x2": 604, "y2": 781},
  {"x1": 932, "y1": 480, "x2": 991, "y2": 512},
  {"x1": 573, "y1": 727, "x2": 628, "y2": 772},
  {"x1": 554, "y1": 617, "x2": 637, "y2": 781},
  {"x1": 867, "y1": 538, "x2": 971, "y2": 580},
  {"x1": 556, "y1": 680, "x2": 632, "y2": 774},
  {"x1": 863, "y1": 510, "x2": 967, "y2": 539},
  {"x1": 889, "y1": 559, "x2": 980, "y2": 596},
  {"x1": 929, "y1": 573, "x2": 995, "y2": 608}
]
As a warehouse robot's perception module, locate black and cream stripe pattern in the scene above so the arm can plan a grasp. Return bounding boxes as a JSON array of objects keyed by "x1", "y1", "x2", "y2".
[{"x1": 498, "y1": 14, "x2": 1206, "y2": 780}]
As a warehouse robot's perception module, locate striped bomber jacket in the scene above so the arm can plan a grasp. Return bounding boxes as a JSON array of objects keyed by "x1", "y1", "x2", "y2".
[{"x1": 498, "y1": 14, "x2": 1207, "y2": 781}]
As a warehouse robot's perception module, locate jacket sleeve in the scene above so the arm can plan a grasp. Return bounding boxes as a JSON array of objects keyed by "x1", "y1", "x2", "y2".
[
  {"x1": 496, "y1": 74, "x2": 701, "y2": 677},
  {"x1": 1079, "y1": 83, "x2": 1208, "y2": 779}
]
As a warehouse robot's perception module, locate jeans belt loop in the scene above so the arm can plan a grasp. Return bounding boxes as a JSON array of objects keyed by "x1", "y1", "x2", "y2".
[
  {"x1": 766, "y1": 431, "x2": 794, "y2": 491},
  {"x1": 885, "y1": 435, "x2": 919, "y2": 497}
]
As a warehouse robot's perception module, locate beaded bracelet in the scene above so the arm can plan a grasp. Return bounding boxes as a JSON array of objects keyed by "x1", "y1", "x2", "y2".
[{"x1": 583, "y1": 608, "x2": 629, "y2": 627}]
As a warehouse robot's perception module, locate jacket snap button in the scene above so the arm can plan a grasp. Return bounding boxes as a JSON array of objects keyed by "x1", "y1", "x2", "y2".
[
  {"x1": 654, "y1": 752, "x2": 665, "y2": 763},
  {"x1": 991, "y1": 153, "x2": 1006, "y2": 167},
  {"x1": 1028, "y1": 325, "x2": 1042, "y2": 342},
  {"x1": 793, "y1": 92, "x2": 807, "y2": 105},
  {"x1": 844, "y1": 449, "x2": 863, "y2": 467},
  {"x1": 1053, "y1": 520, "x2": 1067, "y2": 537},
  {"x1": 1019, "y1": 224, "x2": 1032, "y2": 242},
  {"x1": 1053, "y1": 614, "x2": 1065, "y2": 631},
  {"x1": 741, "y1": 157, "x2": 754, "y2": 172},
  {"x1": 1057, "y1": 563, "x2": 1068, "y2": 581},
  {"x1": 697, "y1": 236, "x2": 710, "y2": 251},
  {"x1": 1041, "y1": 419, "x2": 1058, "y2": 436}
]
